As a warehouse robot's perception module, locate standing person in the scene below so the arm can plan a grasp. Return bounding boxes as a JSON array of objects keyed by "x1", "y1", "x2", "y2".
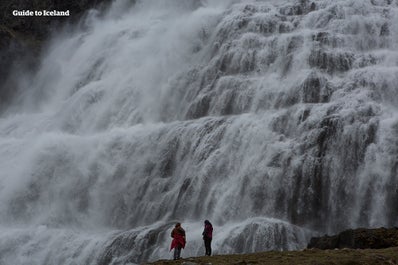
[
  {"x1": 202, "y1": 220, "x2": 213, "y2": 256},
  {"x1": 170, "y1": 222, "x2": 186, "y2": 260}
]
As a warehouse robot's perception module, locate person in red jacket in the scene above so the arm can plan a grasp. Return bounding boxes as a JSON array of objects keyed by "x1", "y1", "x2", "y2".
[
  {"x1": 202, "y1": 220, "x2": 213, "y2": 256},
  {"x1": 170, "y1": 222, "x2": 186, "y2": 260}
]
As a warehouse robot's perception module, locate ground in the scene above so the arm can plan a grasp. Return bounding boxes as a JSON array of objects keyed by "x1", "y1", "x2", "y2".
[{"x1": 145, "y1": 247, "x2": 398, "y2": 265}]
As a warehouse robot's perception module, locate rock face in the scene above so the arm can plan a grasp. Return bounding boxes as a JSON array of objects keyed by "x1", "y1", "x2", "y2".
[
  {"x1": 308, "y1": 228, "x2": 398, "y2": 249},
  {"x1": 0, "y1": 0, "x2": 112, "y2": 111},
  {"x1": 0, "y1": 0, "x2": 112, "y2": 42}
]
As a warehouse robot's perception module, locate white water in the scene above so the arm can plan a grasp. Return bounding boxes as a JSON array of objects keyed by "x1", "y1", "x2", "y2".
[{"x1": 1, "y1": 0, "x2": 398, "y2": 263}]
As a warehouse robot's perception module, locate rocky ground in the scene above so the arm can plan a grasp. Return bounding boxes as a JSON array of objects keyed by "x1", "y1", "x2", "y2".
[
  {"x1": 146, "y1": 228, "x2": 398, "y2": 265},
  {"x1": 145, "y1": 248, "x2": 398, "y2": 265}
]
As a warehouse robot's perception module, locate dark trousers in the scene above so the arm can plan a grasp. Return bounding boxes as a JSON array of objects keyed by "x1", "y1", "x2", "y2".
[
  {"x1": 204, "y1": 238, "x2": 212, "y2": 256},
  {"x1": 173, "y1": 246, "x2": 182, "y2": 259}
]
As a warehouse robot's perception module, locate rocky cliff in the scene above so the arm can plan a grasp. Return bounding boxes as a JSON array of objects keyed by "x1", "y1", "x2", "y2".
[
  {"x1": 0, "y1": 0, "x2": 113, "y2": 46},
  {"x1": 0, "y1": 0, "x2": 112, "y2": 111}
]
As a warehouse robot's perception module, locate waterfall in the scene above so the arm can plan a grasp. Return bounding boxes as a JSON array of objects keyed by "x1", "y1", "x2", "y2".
[{"x1": 1, "y1": 0, "x2": 398, "y2": 263}]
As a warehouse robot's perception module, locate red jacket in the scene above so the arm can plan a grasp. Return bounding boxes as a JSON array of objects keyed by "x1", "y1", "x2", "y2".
[{"x1": 170, "y1": 227, "x2": 186, "y2": 250}]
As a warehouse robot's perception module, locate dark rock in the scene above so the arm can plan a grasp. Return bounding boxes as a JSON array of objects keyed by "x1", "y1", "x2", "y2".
[
  {"x1": 300, "y1": 72, "x2": 328, "y2": 103},
  {"x1": 309, "y1": 49, "x2": 354, "y2": 73},
  {"x1": 308, "y1": 227, "x2": 398, "y2": 249},
  {"x1": 0, "y1": 0, "x2": 113, "y2": 111},
  {"x1": 0, "y1": 0, "x2": 113, "y2": 48},
  {"x1": 279, "y1": 0, "x2": 317, "y2": 16},
  {"x1": 380, "y1": 22, "x2": 389, "y2": 36}
]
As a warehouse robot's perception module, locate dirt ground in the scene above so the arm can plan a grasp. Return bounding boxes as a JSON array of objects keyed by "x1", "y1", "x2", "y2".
[{"x1": 145, "y1": 247, "x2": 398, "y2": 265}]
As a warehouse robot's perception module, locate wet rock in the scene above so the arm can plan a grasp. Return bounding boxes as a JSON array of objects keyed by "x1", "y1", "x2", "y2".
[
  {"x1": 380, "y1": 22, "x2": 389, "y2": 36},
  {"x1": 97, "y1": 223, "x2": 171, "y2": 265},
  {"x1": 300, "y1": 72, "x2": 329, "y2": 103},
  {"x1": 308, "y1": 227, "x2": 398, "y2": 249},
  {"x1": 279, "y1": 0, "x2": 317, "y2": 16},
  {"x1": 309, "y1": 49, "x2": 354, "y2": 73}
]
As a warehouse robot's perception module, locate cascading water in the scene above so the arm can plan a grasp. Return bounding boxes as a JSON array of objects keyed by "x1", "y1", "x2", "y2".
[{"x1": 1, "y1": 0, "x2": 398, "y2": 264}]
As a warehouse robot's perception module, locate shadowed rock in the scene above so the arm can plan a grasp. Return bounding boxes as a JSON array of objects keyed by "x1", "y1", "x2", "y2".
[
  {"x1": 308, "y1": 227, "x2": 398, "y2": 249},
  {"x1": 0, "y1": 0, "x2": 113, "y2": 111}
]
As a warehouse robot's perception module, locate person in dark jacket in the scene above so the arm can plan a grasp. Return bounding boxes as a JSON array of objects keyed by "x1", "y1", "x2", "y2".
[
  {"x1": 170, "y1": 222, "x2": 186, "y2": 260},
  {"x1": 202, "y1": 220, "x2": 213, "y2": 256}
]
